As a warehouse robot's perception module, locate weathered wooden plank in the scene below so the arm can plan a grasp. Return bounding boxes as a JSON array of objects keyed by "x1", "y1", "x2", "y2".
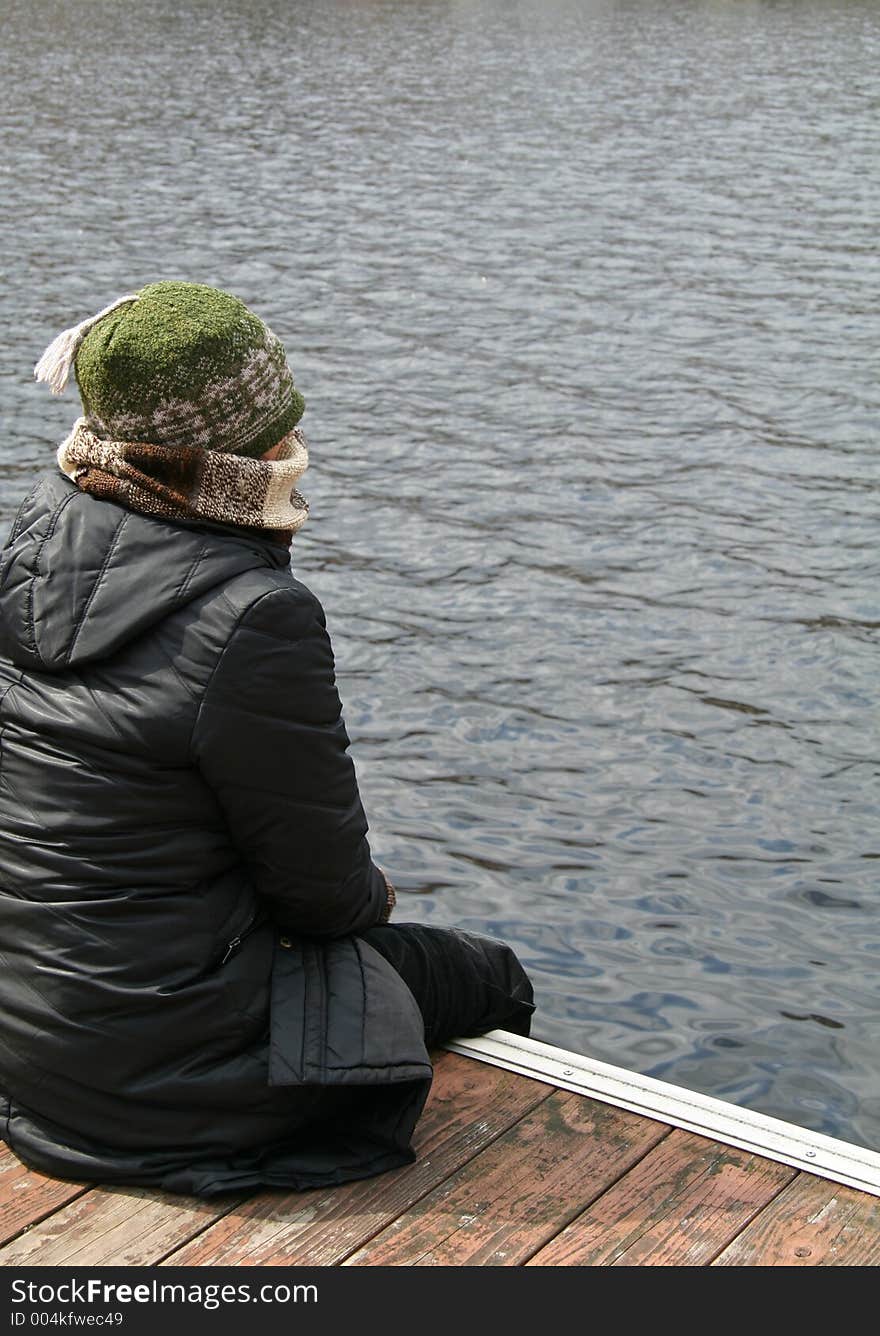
[
  {"x1": 165, "y1": 1051, "x2": 554, "y2": 1266},
  {"x1": 527, "y1": 1126, "x2": 796, "y2": 1266},
  {"x1": 713, "y1": 1172, "x2": 880, "y2": 1266},
  {"x1": 0, "y1": 1146, "x2": 89, "y2": 1249},
  {"x1": 344, "y1": 1090, "x2": 671, "y2": 1266},
  {"x1": 0, "y1": 1183, "x2": 241, "y2": 1266}
]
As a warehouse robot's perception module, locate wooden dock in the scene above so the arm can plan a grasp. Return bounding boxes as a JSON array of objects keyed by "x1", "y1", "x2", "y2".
[{"x1": 2, "y1": 1034, "x2": 880, "y2": 1268}]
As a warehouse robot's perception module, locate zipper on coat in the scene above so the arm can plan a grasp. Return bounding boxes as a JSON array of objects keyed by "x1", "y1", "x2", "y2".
[
  {"x1": 219, "y1": 913, "x2": 265, "y2": 966},
  {"x1": 220, "y1": 937, "x2": 241, "y2": 965}
]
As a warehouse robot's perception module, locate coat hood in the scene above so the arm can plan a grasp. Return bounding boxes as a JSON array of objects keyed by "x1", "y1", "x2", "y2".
[{"x1": 0, "y1": 470, "x2": 290, "y2": 672}]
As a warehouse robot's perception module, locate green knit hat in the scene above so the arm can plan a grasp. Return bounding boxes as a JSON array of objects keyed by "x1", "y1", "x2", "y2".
[{"x1": 35, "y1": 281, "x2": 305, "y2": 460}]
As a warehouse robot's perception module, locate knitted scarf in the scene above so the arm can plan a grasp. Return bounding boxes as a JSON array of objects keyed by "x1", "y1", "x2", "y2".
[{"x1": 58, "y1": 418, "x2": 309, "y2": 533}]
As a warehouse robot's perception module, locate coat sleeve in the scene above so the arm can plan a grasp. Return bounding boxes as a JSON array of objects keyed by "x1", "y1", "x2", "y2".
[{"x1": 190, "y1": 582, "x2": 388, "y2": 938}]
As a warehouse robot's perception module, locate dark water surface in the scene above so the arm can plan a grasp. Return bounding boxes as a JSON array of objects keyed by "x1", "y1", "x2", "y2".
[{"x1": 2, "y1": 0, "x2": 879, "y2": 1146}]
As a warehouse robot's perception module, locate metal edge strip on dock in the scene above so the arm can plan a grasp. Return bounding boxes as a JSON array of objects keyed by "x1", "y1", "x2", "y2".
[{"x1": 444, "y1": 1031, "x2": 880, "y2": 1199}]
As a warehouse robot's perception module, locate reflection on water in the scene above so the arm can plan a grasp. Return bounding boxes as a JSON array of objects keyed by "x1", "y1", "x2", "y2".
[{"x1": 2, "y1": 0, "x2": 879, "y2": 1146}]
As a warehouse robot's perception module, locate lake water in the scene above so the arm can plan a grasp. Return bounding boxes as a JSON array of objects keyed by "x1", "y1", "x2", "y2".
[{"x1": 2, "y1": 0, "x2": 879, "y2": 1148}]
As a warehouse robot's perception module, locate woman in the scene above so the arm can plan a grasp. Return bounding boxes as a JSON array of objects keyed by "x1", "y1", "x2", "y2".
[{"x1": 0, "y1": 282, "x2": 533, "y2": 1196}]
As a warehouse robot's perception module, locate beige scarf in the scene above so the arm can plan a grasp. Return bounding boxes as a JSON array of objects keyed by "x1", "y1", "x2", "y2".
[{"x1": 58, "y1": 418, "x2": 309, "y2": 533}]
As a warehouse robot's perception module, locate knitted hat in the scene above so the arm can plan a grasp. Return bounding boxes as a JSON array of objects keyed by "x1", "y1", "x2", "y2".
[{"x1": 35, "y1": 282, "x2": 305, "y2": 460}]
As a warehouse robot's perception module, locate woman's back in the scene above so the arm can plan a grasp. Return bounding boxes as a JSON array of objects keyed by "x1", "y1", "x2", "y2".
[{"x1": 0, "y1": 469, "x2": 432, "y2": 1194}]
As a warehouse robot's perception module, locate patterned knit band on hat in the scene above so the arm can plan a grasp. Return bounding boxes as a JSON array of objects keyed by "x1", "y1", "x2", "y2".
[{"x1": 34, "y1": 281, "x2": 309, "y2": 533}]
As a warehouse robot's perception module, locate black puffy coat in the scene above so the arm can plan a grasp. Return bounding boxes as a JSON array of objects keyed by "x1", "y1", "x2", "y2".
[{"x1": 0, "y1": 471, "x2": 432, "y2": 1196}]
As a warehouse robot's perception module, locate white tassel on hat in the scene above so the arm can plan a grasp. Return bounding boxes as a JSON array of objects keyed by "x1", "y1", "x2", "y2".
[{"x1": 34, "y1": 293, "x2": 140, "y2": 396}]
